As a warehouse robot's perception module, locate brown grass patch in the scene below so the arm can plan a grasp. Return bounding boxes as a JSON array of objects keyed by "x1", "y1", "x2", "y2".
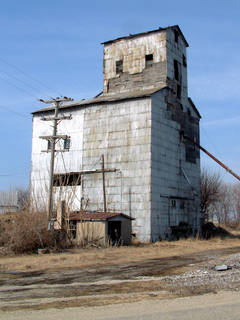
[{"x1": 1, "y1": 237, "x2": 240, "y2": 273}]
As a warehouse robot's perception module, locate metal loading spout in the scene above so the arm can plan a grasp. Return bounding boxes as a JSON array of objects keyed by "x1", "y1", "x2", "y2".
[{"x1": 184, "y1": 134, "x2": 240, "y2": 182}]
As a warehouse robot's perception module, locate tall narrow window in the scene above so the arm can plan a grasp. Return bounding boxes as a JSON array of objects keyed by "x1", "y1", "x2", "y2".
[
  {"x1": 116, "y1": 60, "x2": 123, "y2": 74},
  {"x1": 174, "y1": 29, "x2": 179, "y2": 43},
  {"x1": 145, "y1": 54, "x2": 153, "y2": 68},
  {"x1": 174, "y1": 59, "x2": 182, "y2": 82},
  {"x1": 177, "y1": 84, "x2": 181, "y2": 99}
]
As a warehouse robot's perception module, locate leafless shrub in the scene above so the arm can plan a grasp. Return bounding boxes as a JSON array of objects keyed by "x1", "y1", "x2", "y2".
[
  {"x1": 0, "y1": 210, "x2": 68, "y2": 254},
  {"x1": 16, "y1": 185, "x2": 30, "y2": 212}
]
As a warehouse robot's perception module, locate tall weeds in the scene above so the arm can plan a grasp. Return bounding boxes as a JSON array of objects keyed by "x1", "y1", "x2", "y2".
[{"x1": 0, "y1": 211, "x2": 67, "y2": 254}]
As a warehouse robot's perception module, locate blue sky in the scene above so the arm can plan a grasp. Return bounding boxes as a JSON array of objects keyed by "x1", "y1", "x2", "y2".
[{"x1": 0, "y1": 0, "x2": 240, "y2": 189}]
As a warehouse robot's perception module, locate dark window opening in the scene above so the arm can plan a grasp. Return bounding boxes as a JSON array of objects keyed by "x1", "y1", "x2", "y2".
[
  {"x1": 187, "y1": 108, "x2": 191, "y2": 116},
  {"x1": 171, "y1": 200, "x2": 176, "y2": 208},
  {"x1": 180, "y1": 200, "x2": 185, "y2": 209},
  {"x1": 69, "y1": 220, "x2": 77, "y2": 239},
  {"x1": 47, "y1": 140, "x2": 52, "y2": 150},
  {"x1": 145, "y1": 54, "x2": 153, "y2": 68},
  {"x1": 64, "y1": 138, "x2": 70, "y2": 150},
  {"x1": 53, "y1": 172, "x2": 81, "y2": 187},
  {"x1": 177, "y1": 84, "x2": 181, "y2": 99},
  {"x1": 174, "y1": 59, "x2": 182, "y2": 82},
  {"x1": 116, "y1": 60, "x2": 123, "y2": 74},
  {"x1": 183, "y1": 54, "x2": 187, "y2": 67},
  {"x1": 174, "y1": 30, "x2": 179, "y2": 43}
]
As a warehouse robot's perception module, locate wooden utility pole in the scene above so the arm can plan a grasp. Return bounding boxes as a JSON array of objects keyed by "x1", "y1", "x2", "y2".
[
  {"x1": 102, "y1": 154, "x2": 107, "y2": 213},
  {"x1": 39, "y1": 97, "x2": 72, "y2": 229}
]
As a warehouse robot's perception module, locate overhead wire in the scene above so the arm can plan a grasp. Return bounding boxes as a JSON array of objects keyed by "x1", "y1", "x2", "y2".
[
  {"x1": 0, "y1": 57, "x2": 62, "y2": 97},
  {"x1": 0, "y1": 105, "x2": 31, "y2": 119},
  {"x1": 0, "y1": 104, "x2": 53, "y2": 130},
  {"x1": 0, "y1": 58, "x2": 70, "y2": 179},
  {"x1": 0, "y1": 77, "x2": 39, "y2": 100},
  {"x1": 0, "y1": 68, "x2": 53, "y2": 99},
  {"x1": 200, "y1": 124, "x2": 227, "y2": 165}
]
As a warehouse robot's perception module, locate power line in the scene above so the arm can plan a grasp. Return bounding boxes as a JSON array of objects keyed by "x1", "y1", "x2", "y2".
[
  {"x1": 0, "y1": 105, "x2": 31, "y2": 119},
  {"x1": 200, "y1": 124, "x2": 226, "y2": 165},
  {"x1": 0, "y1": 77, "x2": 39, "y2": 100},
  {"x1": 0, "y1": 57, "x2": 62, "y2": 97},
  {"x1": 0, "y1": 104, "x2": 54, "y2": 131},
  {"x1": 0, "y1": 68, "x2": 53, "y2": 99}
]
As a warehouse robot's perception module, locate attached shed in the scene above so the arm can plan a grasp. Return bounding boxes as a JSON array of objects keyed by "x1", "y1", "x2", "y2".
[{"x1": 69, "y1": 212, "x2": 135, "y2": 246}]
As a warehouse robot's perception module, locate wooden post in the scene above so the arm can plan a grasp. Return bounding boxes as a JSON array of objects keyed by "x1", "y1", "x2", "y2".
[{"x1": 102, "y1": 154, "x2": 107, "y2": 212}]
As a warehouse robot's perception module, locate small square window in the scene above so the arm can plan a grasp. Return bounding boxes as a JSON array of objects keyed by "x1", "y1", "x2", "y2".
[
  {"x1": 64, "y1": 138, "x2": 70, "y2": 150},
  {"x1": 116, "y1": 60, "x2": 123, "y2": 74},
  {"x1": 145, "y1": 54, "x2": 153, "y2": 68}
]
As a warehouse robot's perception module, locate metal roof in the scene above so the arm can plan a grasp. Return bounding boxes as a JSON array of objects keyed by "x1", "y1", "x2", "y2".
[
  {"x1": 32, "y1": 85, "x2": 166, "y2": 114},
  {"x1": 101, "y1": 25, "x2": 189, "y2": 48},
  {"x1": 69, "y1": 211, "x2": 135, "y2": 221}
]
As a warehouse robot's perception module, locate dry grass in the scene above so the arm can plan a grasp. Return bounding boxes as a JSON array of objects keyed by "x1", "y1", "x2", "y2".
[{"x1": 1, "y1": 237, "x2": 240, "y2": 273}]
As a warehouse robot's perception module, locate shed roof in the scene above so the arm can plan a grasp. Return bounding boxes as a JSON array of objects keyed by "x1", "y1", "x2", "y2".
[
  {"x1": 32, "y1": 85, "x2": 166, "y2": 114},
  {"x1": 69, "y1": 211, "x2": 135, "y2": 221},
  {"x1": 101, "y1": 25, "x2": 189, "y2": 48}
]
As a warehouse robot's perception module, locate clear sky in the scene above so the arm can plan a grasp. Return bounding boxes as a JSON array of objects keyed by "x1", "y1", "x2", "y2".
[{"x1": 0, "y1": 0, "x2": 240, "y2": 190}]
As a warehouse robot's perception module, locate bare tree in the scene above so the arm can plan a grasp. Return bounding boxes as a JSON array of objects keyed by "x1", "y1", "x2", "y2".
[
  {"x1": 231, "y1": 183, "x2": 240, "y2": 226},
  {"x1": 200, "y1": 167, "x2": 222, "y2": 221},
  {"x1": 211, "y1": 183, "x2": 233, "y2": 226},
  {"x1": 16, "y1": 186, "x2": 30, "y2": 212}
]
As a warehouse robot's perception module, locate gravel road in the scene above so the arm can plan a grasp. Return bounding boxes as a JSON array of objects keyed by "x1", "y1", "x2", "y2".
[{"x1": 0, "y1": 248, "x2": 239, "y2": 313}]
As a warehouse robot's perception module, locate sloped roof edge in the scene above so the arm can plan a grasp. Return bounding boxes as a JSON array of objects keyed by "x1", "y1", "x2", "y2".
[
  {"x1": 32, "y1": 85, "x2": 167, "y2": 114},
  {"x1": 69, "y1": 211, "x2": 135, "y2": 221},
  {"x1": 188, "y1": 97, "x2": 201, "y2": 119},
  {"x1": 101, "y1": 25, "x2": 189, "y2": 48}
]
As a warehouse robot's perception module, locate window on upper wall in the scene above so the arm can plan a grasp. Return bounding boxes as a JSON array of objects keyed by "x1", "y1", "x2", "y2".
[
  {"x1": 177, "y1": 84, "x2": 181, "y2": 99},
  {"x1": 174, "y1": 29, "x2": 179, "y2": 43},
  {"x1": 171, "y1": 200, "x2": 176, "y2": 208},
  {"x1": 180, "y1": 200, "x2": 185, "y2": 209},
  {"x1": 145, "y1": 54, "x2": 153, "y2": 68},
  {"x1": 116, "y1": 60, "x2": 123, "y2": 74},
  {"x1": 53, "y1": 173, "x2": 81, "y2": 187},
  {"x1": 174, "y1": 59, "x2": 182, "y2": 82}
]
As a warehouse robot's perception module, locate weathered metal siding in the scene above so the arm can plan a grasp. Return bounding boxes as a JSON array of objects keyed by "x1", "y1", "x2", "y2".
[
  {"x1": 103, "y1": 32, "x2": 167, "y2": 95},
  {"x1": 151, "y1": 89, "x2": 201, "y2": 241},
  {"x1": 166, "y1": 27, "x2": 188, "y2": 110},
  {"x1": 81, "y1": 99, "x2": 152, "y2": 241},
  {"x1": 30, "y1": 109, "x2": 85, "y2": 211}
]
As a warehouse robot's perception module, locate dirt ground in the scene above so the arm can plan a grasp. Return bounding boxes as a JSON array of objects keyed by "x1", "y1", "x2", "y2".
[{"x1": 0, "y1": 237, "x2": 240, "y2": 312}]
